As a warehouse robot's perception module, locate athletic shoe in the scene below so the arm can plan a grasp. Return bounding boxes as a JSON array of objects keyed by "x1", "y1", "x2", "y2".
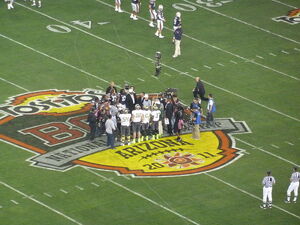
[
  {"x1": 260, "y1": 205, "x2": 266, "y2": 209},
  {"x1": 159, "y1": 35, "x2": 164, "y2": 39},
  {"x1": 133, "y1": 17, "x2": 138, "y2": 20},
  {"x1": 149, "y1": 23, "x2": 155, "y2": 27},
  {"x1": 293, "y1": 201, "x2": 297, "y2": 203},
  {"x1": 130, "y1": 14, "x2": 134, "y2": 18},
  {"x1": 173, "y1": 55, "x2": 177, "y2": 58},
  {"x1": 285, "y1": 200, "x2": 291, "y2": 203},
  {"x1": 115, "y1": 8, "x2": 118, "y2": 11},
  {"x1": 118, "y1": 9, "x2": 123, "y2": 13},
  {"x1": 155, "y1": 32, "x2": 159, "y2": 37}
]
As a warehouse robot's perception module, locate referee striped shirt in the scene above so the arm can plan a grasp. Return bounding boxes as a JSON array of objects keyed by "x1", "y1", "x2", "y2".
[{"x1": 262, "y1": 176, "x2": 276, "y2": 188}]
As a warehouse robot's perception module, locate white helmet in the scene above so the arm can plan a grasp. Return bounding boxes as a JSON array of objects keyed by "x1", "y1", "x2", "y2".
[
  {"x1": 158, "y1": 4, "x2": 163, "y2": 11},
  {"x1": 176, "y1": 12, "x2": 181, "y2": 18},
  {"x1": 135, "y1": 104, "x2": 141, "y2": 110}
]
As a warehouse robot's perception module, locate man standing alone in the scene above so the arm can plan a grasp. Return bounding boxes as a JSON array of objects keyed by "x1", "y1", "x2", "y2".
[
  {"x1": 105, "y1": 115, "x2": 116, "y2": 149},
  {"x1": 173, "y1": 28, "x2": 183, "y2": 58}
]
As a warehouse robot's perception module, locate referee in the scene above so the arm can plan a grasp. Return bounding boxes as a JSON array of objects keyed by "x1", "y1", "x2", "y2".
[
  {"x1": 261, "y1": 171, "x2": 276, "y2": 209},
  {"x1": 173, "y1": 27, "x2": 182, "y2": 58}
]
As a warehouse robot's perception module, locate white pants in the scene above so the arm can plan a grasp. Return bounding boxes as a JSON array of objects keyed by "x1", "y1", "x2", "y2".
[
  {"x1": 115, "y1": 0, "x2": 121, "y2": 4},
  {"x1": 149, "y1": 9, "x2": 157, "y2": 20},
  {"x1": 174, "y1": 40, "x2": 181, "y2": 57},
  {"x1": 263, "y1": 187, "x2": 272, "y2": 203},
  {"x1": 131, "y1": 3, "x2": 139, "y2": 13},
  {"x1": 157, "y1": 20, "x2": 164, "y2": 30},
  {"x1": 287, "y1": 182, "x2": 299, "y2": 196}
]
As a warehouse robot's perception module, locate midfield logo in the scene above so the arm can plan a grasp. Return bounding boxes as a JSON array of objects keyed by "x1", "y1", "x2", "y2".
[
  {"x1": 0, "y1": 90, "x2": 251, "y2": 177},
  {"x1": 272, "y1": 9, "x2": 300, "y2": 25}
]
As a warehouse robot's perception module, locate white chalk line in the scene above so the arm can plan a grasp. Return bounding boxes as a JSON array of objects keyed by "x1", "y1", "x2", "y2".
[
  {"x1": 205, "y1": 173, "x2": 300, "y2": 220},
  {"x1": 60, "y1": 189, "x2": 68, "y2": 194},
  {"x1": 271, "y1": 144, "x2": 280, "y2": 149},
  {"x1": 285, "y1": 141, "x2": 294, "y2": 146},
  {"x1": 281, "y1": 50, "x2": 290, "y2": 54},
  {"x1": 85, "y1": 168, "x2": 202, "y2": 225},
  {"x1": 0, "y1": 181, "x2": 82, "y2": 225},
  {"x1": 95, "y1": 0, "x2": 299, "y2": 81},
  {"x1": 8, "y1": 4, "x2": 300, "y2": 123},
  {"x1": 271, "y1": 0, "x2": 298, "y2": 9},
  {"x1": 217, "y1": 63, "x2": 225, "y2": 67},
  {"x1": 203, "y1": 65, "x2": 212, "y2": 69},
  {"x1": 137, "y1": 77, "x2": 145, "y2": 82},
  {"x1": 269, "y1": 53, "x2": 277, "y2": 56},
  {"x1": 230, "y1": 60, "x2": 238, "y2": 64},
  {"x1": 191, "y1": 68, "x2": 199, "y2": 71},
  {"x1": 43, "y1": 192, "x2": 53, "y2": 198},
  {"x1": 0, "y1": 76, "x2": 29, "y2": 92},
  {"x1": 75, "y1": 185, "x2": 84, "y2": 191},
  {"x1": 91, "y1": 182, "x2": 100, "y2": 187},
  {"x1": 184, "y1": 0, "x2": 300, "y2": 45},
  {"x1": 10, "y1": 199, "x2": 19, "y2": 205},
  {"x1": 235, "y1": 138, "x2": 299, "y2": 167},
  {"x1": 256, "y1": 55, "x2": 264, "y2": 59}
]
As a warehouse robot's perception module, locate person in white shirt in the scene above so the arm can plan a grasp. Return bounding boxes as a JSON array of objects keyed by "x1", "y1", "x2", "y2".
[
  {"x1": 261, "y1": 171, "x2": 276, "y2": 209},
  {"x1": 105, "y1": 115, "x2": 116, "y2": 149},
  {"x1": 151, "y1": 105, "x2": 161, "y2": 139},
  {"x1": 148, "y1": 0, "x2": 157, "y2": 27},
  {"x1": 118, "y1": 108, "x2": 132, "y2": 145},
  {"x1": 131, "y1": 104, "x2": 143, "y2": 143},
  {"x1": 141, "y1": 106, "x2": 151, "y2": 141},
  {"x1": 155, "y1": 5, "x2": 165, "y2": 38},
  {"x1": 285, "y1": 167, "x2": 300, "y2": 203},
  {"x1": 6, "y1": 0, "x2": 14, "y2": 10}
]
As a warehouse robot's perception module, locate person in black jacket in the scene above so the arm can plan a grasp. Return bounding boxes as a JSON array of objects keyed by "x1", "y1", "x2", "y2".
[
  {"x1": 193, "y1": 77, "x2": 208, "y2": 101},
  {"x1": 106, "y1": 81, "x2": 118, "y2": 94},
  {"x1": 165, "y1": 98, "x2": 174, "y2": 135},
  {"x1": 87, "y1": 108, "x2": 97, "y2": 141},
  {"x1": 125, "y1": 87, "x2": 137, "y2": 112}
]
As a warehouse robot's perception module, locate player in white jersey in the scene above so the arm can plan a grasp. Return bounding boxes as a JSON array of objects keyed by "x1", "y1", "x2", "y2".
[
  {"x1": 141, "y1": 106, "x2": 151, "y2": 141},
  {"x1": 115, "y1": 0, "x2": 123, "y2": 13},
  {"x1": 119, "y1": 109, "x2": 132, "y2": 145},
  {"x1": 31, "y1": 0, "x2": 42, "y2": 8},
  {"x1": 130, "y1": 0, "x2": 140, "y2": 21},
  {"x1": 148, "y1": 0, "x2": 157, "y2": 27},
  {"x1": 155, "y1": 5, "x2": 165, "y2": 38},
  {"x1": 285, "y1": 167, "x2": 300, "y2": 203},
  {"x1": 150, "y1": 105, "x2": 161, "y2": 139},
  {"x1": 5, "y1": 0, "x2": 14, "y2": 10},
  {"x1": 131, "y1": 104, "x2": 143, "y2": 143},
  {"x1": 260, "y1": 171, "x2": 276, "y2": 209}
]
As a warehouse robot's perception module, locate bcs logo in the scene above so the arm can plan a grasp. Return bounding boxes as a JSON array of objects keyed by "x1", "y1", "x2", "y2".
[
  {"x1": 272, "y1": 9, "x2": 300, "y2": 25},
  {"x1": 0, "y1": 90, "x2": 250, "y2": 177}
]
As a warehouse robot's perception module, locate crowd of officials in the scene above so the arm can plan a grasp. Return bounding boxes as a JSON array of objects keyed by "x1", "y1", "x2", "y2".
[{"x1": 87, "y1": 78, "x2": 216, "y2": 149}]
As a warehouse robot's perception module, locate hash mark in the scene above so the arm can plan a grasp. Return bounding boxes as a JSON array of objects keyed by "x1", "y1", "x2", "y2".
[
  {"x1": 164, "y1": 72, "x2": 172, "y2": 77},
  {"x1": 91, "y1": 182, "x2": 100, "y2": 187},
  {"x1": 269, "y1": 53, "x2": 277, "y2": 56},
  {"x1": 137, "y1": 78, "x2": 145, "y2": 82},
  {"x1": 230, "y1": 60, "x2": 237, "y2": 64},
  {"x1": 285, "y1": 141, "x2": 294, "y2": 146},
  {"x1": 75, "y1": 185, "x2": 84, "y2": 191},
  {"x1": 60, "y1": 189, "x2": 68, "y2": 194},
  {"x1": 151, "y1": 75, "x2": 159, "y2": 79},
  {"x1": 0, "y1": 205, "x2": 2, "y2": 208},
  {"x1": 217, "y1": 63, "x2": 225, "y2": 66},
  {"x1": 271, "y1": 144, "x2": 279, "y2": 149},
  {"x1": 43, "y1": 192, "x2": 52, "y2": 198},
  {"x1": 96, "y1": 85, "x2": 103, "y2": 90},
  {"x1": 203, "y1": 65, "x2": 212, "y2": 69},
  {"x1": 281, "y1": 50, "x2": 290, "y2": 54},
  {"x1": 256, "y1": 55, "x2": 264, "y2": 59},
  {"x1": 123, "y1": 176, "x2": 131, "y2": 180},
  {"x1": 294, "y1": 48, "x2": 300, "y2": 52},
  {"x1": 191, "y1": 68, "x2": 198, "y2": 71},
  {"x1": 11, "y1": 200, "x2": 19, "y2": 205}
]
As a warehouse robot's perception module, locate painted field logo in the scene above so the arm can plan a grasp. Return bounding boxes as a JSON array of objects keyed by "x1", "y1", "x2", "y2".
[
  {"x1": 272, "y1": 9, "x2": 300, "y2": 25},
  {"x1": 0, "y1": 90, "x2": 250, "y2": 177}
]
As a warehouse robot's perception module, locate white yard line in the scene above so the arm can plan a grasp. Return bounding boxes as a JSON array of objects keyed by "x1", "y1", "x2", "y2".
[
  {"x1": 0, "y1": 77, "x2": 29, "y2": 92},
  {"x1": 235, "y1": 138, "x2": 299, "y2": 167},
  {"x1": 0, "y1": 34, "x2": 114, "y2": 88},
  {"x1": 205, "y1": 173, "x2": 300, "y2": 220},
  {"x1": 11, "y1": 200, "x2": 19, "y2": 205},
  {"x1": 60, "y1": 189, "x2": 68, "y2": 194},
  {"x1": 43, "y1": 192, "x2": 53, "y2": 198},
  {"x1": 184, "y1": 0, "x2": 300, "y2": 45},
  {"x1": 85, "y1": 168, "x2": 202, "y2": 225},
  {"x1": 94, "y1": 0, "x2": 299, "y2": 81},
  {"x1": 91, "y1": 182, "x2": 100, "y2": 187},
  {"x1": 203, "y1": 65, "x2": 212, "y2": 69},
  {"x1": 281, "y1": 50, "x2": 290, "y2": 54},
  {"x1": 270, "y1": 144, "x2": 280, "y2": 149},
  {"x1": 164, "y1": 72, "x2": 172, "y2": 77},
  {"x1": 7, "y1": 5, "x2": 300, "y2": 122},
  {"x1": 269, "y1": 53, "x2": 277, "y2": 56},
  {"x1": 1, "y1": 181, "x2": 82, "y2": 225},
  {"x1": 285, "y1": 141, "x2": 294, "y2": 146},
  {"x1": 137, "y1": 78, "x2": 145, "y2": 82},
  {"x1": 294, "y1": 48, "x2": 300, "y2": 52},
  {"x1": 271, "y1": 0, "x2": 298, "y2": 9}
]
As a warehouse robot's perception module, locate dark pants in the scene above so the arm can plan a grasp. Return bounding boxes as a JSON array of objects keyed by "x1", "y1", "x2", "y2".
[
  {"x1": 167, "y1": 116, "x2": 173, "y2": 135},
  {"x1": 193, "y1": 91, "x2": 208, "y2": 101},
  {"x1": 206, "y1": 112, "x2": 214, "y2": 127},
  {"x1": 107, "y1": 133, "x2": 115, "y2": 148},
  {"x1": 89, "y1": 124, "x2": 96, "y2": 140}
]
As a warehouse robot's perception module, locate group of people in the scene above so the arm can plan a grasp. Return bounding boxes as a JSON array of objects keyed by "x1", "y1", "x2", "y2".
[
  {"x1": 4, "y1": 0, "x2": 42, "y2": 9},
  {"x1": 115, "y1": 0, "x2": 183, "y2": 57},
  {"x1": 261, "y1": 168, "x2": 299, "y2": 209},
  {"x1": 87, "y1": 78, "x2": 215, "y2": 149}
]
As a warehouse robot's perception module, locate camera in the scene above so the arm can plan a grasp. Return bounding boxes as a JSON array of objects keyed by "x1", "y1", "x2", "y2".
[{"x1": 155, "y1": 51, "x2": 162, "y2": 76}]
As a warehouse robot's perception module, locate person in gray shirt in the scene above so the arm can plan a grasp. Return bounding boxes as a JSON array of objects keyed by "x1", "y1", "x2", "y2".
[{"x1": 105, "y1": 115, "x2": 116, "y2": 149}]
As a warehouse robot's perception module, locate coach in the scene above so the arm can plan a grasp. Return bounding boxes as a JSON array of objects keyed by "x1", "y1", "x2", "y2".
[{"x1": 173, "y1": 28, "x2": 182, "y2": 58}]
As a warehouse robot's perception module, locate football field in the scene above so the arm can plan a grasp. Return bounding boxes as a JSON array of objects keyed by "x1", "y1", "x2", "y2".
[{"x1": 0, "y1": 0, "x2": 300, "y2": 224}]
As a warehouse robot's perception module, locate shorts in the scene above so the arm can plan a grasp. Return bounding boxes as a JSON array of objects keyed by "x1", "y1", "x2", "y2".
[
  {"x1": 141, "y1": 123, "x2": 149, "y2": 131},
  {"x1": 149, "y1": 9, "x2": 157, "y2": 20},
  {"x1": 131, "y1": 3, "x2": 140, "y2": 13},
  {"x1": 132, "y1": 122, "x2": 141, "y2": 133},
  {"x1": 121, "y1": 126, "x2": 130, "y2": 136},
  {"x1": 157, "y1": 20, "x2": 164, "y2": 30},
  {"x1": 151, "y1": 121, "x2": 159, "y2": 130}
]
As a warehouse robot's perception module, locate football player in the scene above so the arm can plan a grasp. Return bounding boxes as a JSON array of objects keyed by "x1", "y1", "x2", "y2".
[
  {"x1": 130, "y1": 0, "x2": 140, "y2": 21},
  {"x1": 5, "y1": 0, "x2": 14, "y2": 10},
  {"x1": 31, "y1": 0, "x2": 42, "y2": 8},
  {"x1": 155, "y1": 5, "x2": 165, "y2": 38},
  {"x1": 118, "y1": 108, "x2": 132, "y2": 145},
  {"x1": 151, "y1": 105, "x2": 161, "y2": 139},
  {"x1": 173, "y1": 12, "x2": 182, "y2": 31},
  {"x1": 148, "y1": 0, "x2": 157, "y2": 27},
  {"x1": 131, "y1": 104, "x2": 143, "y2": 143},
  {"x1": 115, "y1": 0, "x2": 123, "y2": 13},
  {"x1": 141, "y1": 106, "x2": 151, "y2": 141}
]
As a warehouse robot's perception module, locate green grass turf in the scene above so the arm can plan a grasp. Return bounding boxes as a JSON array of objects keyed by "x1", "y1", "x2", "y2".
[{"x1": 0, "y1": 0, "x2": 299, "y2": 224}]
